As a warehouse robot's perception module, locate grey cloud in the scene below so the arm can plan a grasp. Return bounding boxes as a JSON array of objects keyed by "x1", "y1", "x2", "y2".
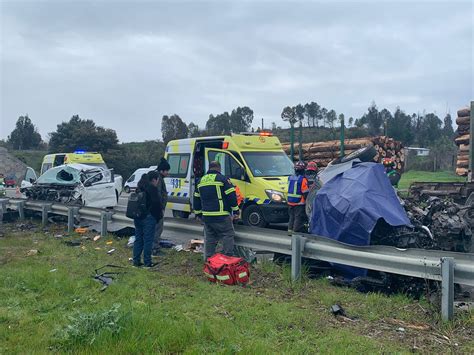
[{"x1": 1, "y1": 0, "x2": 472, "y2": 142}]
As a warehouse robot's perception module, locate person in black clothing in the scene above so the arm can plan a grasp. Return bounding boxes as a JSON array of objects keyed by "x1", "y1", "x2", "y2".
[
  {"x1": 193, "y1": 161, "x2": 239, "y2": 259},
  {"x1": 153, "y1": 158, "x2": 170, "y2": 255},
  {"x1": 133, "y1": 171, "x2": 163, "y2": 267}
]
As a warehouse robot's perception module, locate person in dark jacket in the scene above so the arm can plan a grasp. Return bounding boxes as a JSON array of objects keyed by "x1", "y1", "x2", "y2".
[
  {"x1": 133, "y1": 171, "x2": 163, "y2": 267},
  {"x1": 193, "y1": 161, "x2": 239, "y2": 259},
  {"x1": 153, "y1": 158, "x2": 170, "y2": 255}
]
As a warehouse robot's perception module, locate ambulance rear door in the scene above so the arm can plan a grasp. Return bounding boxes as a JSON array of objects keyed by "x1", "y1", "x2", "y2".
[{"x1": 166, "y1": 152, "x2": 192, "y2": 216}]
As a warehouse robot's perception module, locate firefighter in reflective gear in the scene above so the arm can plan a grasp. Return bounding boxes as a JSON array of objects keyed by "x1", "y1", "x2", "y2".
[
  {"x1": 287, "y1": 161, "x2": 309, "y2": 235},
  {"x1": 193, "y1": 161, "x2": 240, "y2": 259}
]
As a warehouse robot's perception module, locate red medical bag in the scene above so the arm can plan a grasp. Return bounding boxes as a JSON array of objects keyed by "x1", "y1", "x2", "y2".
[{"x1": 203, "y1": 253, "x2": 250, "y2": 285}]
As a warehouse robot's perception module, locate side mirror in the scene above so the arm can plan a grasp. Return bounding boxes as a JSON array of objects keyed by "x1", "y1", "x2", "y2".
[{"x1": 29, "y1": 178, "x2": 36, "y2": 183}]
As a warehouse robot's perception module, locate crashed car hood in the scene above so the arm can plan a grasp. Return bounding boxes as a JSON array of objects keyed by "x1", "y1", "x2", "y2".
[
  {"x1": 35, "y1": 164, "x2": 106, "y2": 185},
  {"x1": 36, "y1": 165, "x2": 82, "y2": 185}
]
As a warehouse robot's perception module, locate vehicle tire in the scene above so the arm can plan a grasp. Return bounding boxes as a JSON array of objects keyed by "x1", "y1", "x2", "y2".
[
  {"x1": 242, "y1": 204, "x2": 268, "y2": 228},
  {"x1": 172, "y1": 210, "x2": 190, "y2": 219},
  {"x1": 340, "y1": 145, "x2": 377, "y2": 163},
  {"x1": 124, "y1": 186, "x2": 130, "y2": 194}
]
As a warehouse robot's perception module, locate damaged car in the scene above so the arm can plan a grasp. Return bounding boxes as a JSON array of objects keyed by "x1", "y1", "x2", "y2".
[{"x1": 21, "y1": 164, "x2": 119, "y2": 208}]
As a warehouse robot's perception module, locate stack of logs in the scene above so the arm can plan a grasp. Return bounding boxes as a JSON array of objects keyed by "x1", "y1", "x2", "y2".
[
  {"x1": 282, "y1": 136, "x2": 405, "y2": 170},
  {"x1": 454, "y1": 107, "x2": 471, "y2": 176}
]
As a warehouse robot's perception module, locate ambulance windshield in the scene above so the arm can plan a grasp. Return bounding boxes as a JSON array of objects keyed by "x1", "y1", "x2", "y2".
[{"x1": 242, "y1": 152, "x2": 294, "y2": 177}]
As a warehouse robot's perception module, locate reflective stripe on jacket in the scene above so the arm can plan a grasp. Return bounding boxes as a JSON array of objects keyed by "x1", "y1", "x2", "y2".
[
  {"x1": 193, "y1": 170, "x2": 239, "y2": 222},
  {"x1": 287, "y1": 174, "x2": 309, "y2": 206}
]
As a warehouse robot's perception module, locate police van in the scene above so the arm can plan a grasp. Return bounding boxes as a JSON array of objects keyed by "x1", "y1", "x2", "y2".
[{"x1": 164, "y1": 132, "x2": 293, "y2": 227}]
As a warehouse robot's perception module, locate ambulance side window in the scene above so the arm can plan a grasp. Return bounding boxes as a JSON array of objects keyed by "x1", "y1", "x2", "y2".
[
  {"x1": 168, "y1": 154, "x2": 190, "y2": 178},
  {"x1": 209, "y1": 152, "x2": 243, "y2": 180}
]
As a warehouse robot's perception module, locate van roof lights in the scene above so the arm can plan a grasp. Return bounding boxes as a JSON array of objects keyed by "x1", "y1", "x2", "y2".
[
  {"x1": 74, "y1": 150, "x2": 86, "y2": 154},
  {"x1": 222, "y1": 142, "x2": 229, "y2": 149}
]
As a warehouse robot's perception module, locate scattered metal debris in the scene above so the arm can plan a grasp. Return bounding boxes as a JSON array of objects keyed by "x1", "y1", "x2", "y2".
[
  {"x1": 330, "y1": 304, "x2": 346, "y2": 317},
  {"x1": 93, "y1": 264, "x2": 125, "y2": 292},
  {"x1": 64, "y1": 240, "x2": 82, "y2": 247}
]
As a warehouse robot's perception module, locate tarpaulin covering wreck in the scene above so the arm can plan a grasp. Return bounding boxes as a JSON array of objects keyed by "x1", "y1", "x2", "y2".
[{"x1": 310, "y1": 162, "x2": 411, "y2": 278}]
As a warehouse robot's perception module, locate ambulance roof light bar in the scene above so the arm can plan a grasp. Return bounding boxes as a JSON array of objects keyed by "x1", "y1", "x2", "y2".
[{"x1": 237, "y1": 131, "x2": 273, "y2": 137}]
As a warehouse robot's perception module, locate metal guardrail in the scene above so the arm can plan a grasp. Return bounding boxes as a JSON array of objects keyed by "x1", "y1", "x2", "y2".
[{"x1": 1, "y1": 198, "x2": 473, "y2": 321}]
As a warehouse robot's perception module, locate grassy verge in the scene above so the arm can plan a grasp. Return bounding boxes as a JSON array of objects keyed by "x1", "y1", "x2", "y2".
[
  {"x1": 399, "y1": 170, "x2": 466, "y2": 190},
  {"x1": 1, "y1": 222, "x2": 473, "y2": 353}
]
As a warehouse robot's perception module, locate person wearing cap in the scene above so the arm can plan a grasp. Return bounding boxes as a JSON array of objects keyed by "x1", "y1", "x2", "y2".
[
  {"x1": 153, "y1": 157, "x2": 170, "y2": 255},
  {"x1": 193, "y1": 160, "x2": 239, "y2": 259},
  {"x1": 287, "y1": 161, "x2": 310, "y2": 235}
]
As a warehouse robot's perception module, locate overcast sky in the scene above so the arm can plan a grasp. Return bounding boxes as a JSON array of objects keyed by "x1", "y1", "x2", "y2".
[{"x1": 1, "y1": 0, "x2": 472, "y2": 142}]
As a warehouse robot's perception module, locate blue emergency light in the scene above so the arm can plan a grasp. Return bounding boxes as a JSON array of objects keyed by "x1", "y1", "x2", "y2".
[{"x1": 74, "y1": 150, "x2": 86, "y2": 154}]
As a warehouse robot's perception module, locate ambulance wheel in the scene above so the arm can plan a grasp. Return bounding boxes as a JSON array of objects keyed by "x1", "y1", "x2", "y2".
[
  {"x1": 172, "y1": 210, "x2": 190, "y2": 219},
  {"x1": 243, "y1": 205, "x2": 268, "y2": 228}
]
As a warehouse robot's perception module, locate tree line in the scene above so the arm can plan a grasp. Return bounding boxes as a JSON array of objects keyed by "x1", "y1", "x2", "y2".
[{"x1": 1, "y1": 101, "x2": 457, "y2": 167}]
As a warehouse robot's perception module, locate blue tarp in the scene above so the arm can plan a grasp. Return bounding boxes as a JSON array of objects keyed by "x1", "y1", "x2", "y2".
[{"x1": 310, "y1": 162, "x2": 410, "y2": 279}]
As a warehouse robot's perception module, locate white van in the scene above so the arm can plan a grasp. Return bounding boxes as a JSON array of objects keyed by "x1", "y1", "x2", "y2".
[{"x1": 123, "y1": 166, "x2": 157, "y2": 193}]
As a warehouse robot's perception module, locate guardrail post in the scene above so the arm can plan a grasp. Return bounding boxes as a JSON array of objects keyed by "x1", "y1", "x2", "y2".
[
  {"x1": 16, "y1": 201, "x2": 26, "y2": 220},
  {"x1": 0, "y1": 199, "x2": 8, "y2": 225},
  {"x1": 291, "y1": 234, "x2": 304, "y2": 281},
  {"x1": 100, "y1": 211, "x2": 112, "y2": 237},
  {"x1": 41, "y1": 203, "x2": 52, "y2": 227},
  {"x1": 441, "y1": 257, "x2": 454, "y2": 321},
  {"x1": 67, "y1": 207, "x2": 79, "y2": 233}
]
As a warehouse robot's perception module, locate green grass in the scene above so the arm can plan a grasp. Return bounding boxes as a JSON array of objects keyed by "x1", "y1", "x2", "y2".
[
  {"x1": 11, "y1": 150, "x2": 47, "y2": 173},
  {"x1": 398, "y1": 170, "x2": 466, "y2": 190},
  {"x1": 1, "y1": 222, "x2": 473, "y2": 353}
]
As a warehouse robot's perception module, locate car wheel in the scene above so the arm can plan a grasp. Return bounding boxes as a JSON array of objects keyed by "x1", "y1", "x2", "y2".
[
  {"x1": 124, "y1": 186, "x2": 130, "y2": 193},
  {"x1": 242, "y1": 205, "x2": 268, "y2": 228},
  {"x1": 340, "y1": 145, "x2": 377, "y2": 163},
  {"x1": 172, "y1": 210, "x2": 190, "y2": 219}
]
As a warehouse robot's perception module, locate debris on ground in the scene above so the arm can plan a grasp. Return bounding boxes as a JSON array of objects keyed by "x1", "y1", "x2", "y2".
[
  {"x1": 107, "y1": 248, "x2": 116, "y2": 254},
  {"x1": 159, "y1": 239, "x2": 176, "y2": 248},
  {"x1": 126, "y1": 236, "x2": 135, "y2": 248},
  {"x1": 75, "y1": 227, "x2": 89, "y2": 234},
  {"x1": 454, "y1": 301, "x2": 474, "y2": 312},
  {"x1": 106, "y1": 241, "x2": 113, "y2": 245},
  {"x1": 26, "y1": 249, "x2": 39, "y2": 256},
  {"x1": 64, "y1": 240, "x2": 82, "y2": 247},
  {"x1": 93, "y1": 235, "x2": 101, "y2": 241},
  {"x1": 386, "y1": 318, "x2": 430, "y2": 331},
  {"x1": 330, "y1": 304, "x2": 346, "y2": 317},
  {"x1": 173, "y1": 245, "x2": 184, "y2": 252},
  {"x1": 187, "y1": 239, "x2": 204, "y2": 253},
  {"x1": 92, "y1": 264, "x2": 125, "y2": 291},
  {"x1": 173, "y1": 239, "x2": 204, "y2": 253}
]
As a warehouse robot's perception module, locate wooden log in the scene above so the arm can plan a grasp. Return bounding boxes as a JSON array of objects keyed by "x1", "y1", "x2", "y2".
[
  {"x1": 456, "y1": 116, "x2": 470, "y2": 125},
  {"x1": 459, "y1": 144, "x2": 470, "y2": 152},
  {"x1": 457, "y1": 162, "x2": 468, "y2": 168},
  {"x1": 455, "y1": 134, "x2": 470, "y2": 145},
  {"x1": 456, "y1": 167, "x2": 468, "y2": 176},
  {"x1": 457, "y1": 108, "x2": 471, "y2": 118}
]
